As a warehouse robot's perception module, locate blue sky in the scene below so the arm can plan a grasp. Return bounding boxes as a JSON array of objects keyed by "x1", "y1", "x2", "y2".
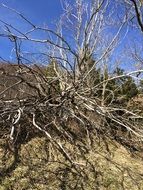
[
  {"x1": 0, "y1": 0, "x2": 142, "y2": 72},
  {"x1": 0, "y1": 0, "x2": 63, "y2": 25},
  {"x1": 0, "y1": 0, "x2": 63, "y2": 61}
]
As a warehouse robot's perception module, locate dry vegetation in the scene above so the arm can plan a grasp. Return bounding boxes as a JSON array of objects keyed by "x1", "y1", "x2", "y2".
[
  {"x1": 0, "y1": 0, "x2": 143, "y2": 189},
  {"x1": 0, "y1": 136, "x2": 143, "y2": 190}
]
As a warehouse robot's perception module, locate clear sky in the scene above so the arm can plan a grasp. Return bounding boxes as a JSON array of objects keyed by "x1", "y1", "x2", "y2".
[
  {"x1": 0, "y1": 0, "x2": 63, "y2": 61},
  {"x1": 0, "y1": 0, "x2": 63, "y2": 24},
  {"x1": 0, "y1": 0, "x2": 142, "y2": 72}
]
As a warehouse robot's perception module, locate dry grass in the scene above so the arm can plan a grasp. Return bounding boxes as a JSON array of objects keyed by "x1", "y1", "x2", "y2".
[{"x1": 0, "y1": 136, "x2": 143, "y2": 190}]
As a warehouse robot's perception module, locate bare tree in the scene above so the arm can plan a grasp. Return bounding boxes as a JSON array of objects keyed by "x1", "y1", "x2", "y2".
[
  {"x1": 0, "y1": 0, "x2": 143, "y2": 188},
  {"x1": 123, "y1": 0, "x2": 143, "y2": 32}
]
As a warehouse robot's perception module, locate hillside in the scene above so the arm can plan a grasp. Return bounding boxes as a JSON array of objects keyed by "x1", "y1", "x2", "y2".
[
  {"x1": 0, "y1": 0, "x2": 143, "y2": 189},
  {"x1": 0, "y1": 136, "x2": 143, "y2": 190},
  {"x1": 0, "y1": 63, "x2": 143, "y2": 189}
]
